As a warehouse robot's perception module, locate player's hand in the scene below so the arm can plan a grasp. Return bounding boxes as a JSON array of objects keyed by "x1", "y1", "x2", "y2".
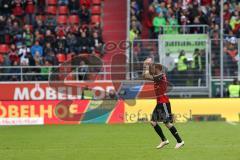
[{"x1": 144, "y1": 58, "x2": 152, "y2": 65}]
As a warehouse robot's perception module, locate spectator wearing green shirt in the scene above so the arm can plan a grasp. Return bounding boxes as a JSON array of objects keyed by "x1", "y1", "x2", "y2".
[
  {"x1": 40, "y1": 60, "x2": 52, "y2": 81},
  {"x1": 165, "y1": 15, "x2": 178, "y2": 34},
  {"x1": 152, "y1": 12, "x2": 166, "y2": 38},
  {"x1": 23, "y1": 26, "x2": 33, "y2": 48}
]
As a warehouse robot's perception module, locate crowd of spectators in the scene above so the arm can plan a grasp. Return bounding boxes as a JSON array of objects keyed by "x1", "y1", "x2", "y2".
[
  {"x1": 130, "y1": 0, "x2": 240, "y2": 39},
  {"x1": 130, "y1": 0, "x2": 239, "y2": 79},
  {"x1": 0, "y1": 0, "x2": 104, "y2": 81}
]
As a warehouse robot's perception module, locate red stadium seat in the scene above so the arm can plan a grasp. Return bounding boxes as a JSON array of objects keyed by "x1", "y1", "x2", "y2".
[
  {"x1": 92, "y1": 0, "x2": 101, "y2": 5},
  {"x1": 69, "y1": 15, "x2": 80, "y2": 24},
  {"x1": 0, "y1": 44, "x2": 9, "y2": 54},
  {"x1": 0, "y1": 54, "x2": 3, "y2": 63},
  {"x1": 91, "y1": 5, "x2": 101, "y2": 15},
  {"x1": 91, "y1": 15, "x2": 101, "y2": 24},
  {"x1": 66, "y1": 54, "x2": 73, "y2": 61},
  {"x1": 58, "y1": 6, "x2": 69, "y2": 15},
  {"x1": 57, "y1": 53, "x2": 66, "y2": 63},
  {"x1": 57, "y1": 15, "x2": 68, "y2": 24},
  {"x1": 47, "y1": 0, "x2": 57, "y2": 5},
  {"x1": 46, "y1": 6, "x2": 57, "y2": 15}
]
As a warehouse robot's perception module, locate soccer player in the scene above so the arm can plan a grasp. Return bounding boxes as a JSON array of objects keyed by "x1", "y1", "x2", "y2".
[{"x1": 143, "y1": 58, "x2": 184, "y2": 149}]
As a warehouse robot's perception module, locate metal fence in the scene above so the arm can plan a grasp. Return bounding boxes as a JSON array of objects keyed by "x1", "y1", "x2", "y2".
[
  {"x1": 130, "y1": 37, "x2": 240, "y2": 97},
  {"x1": 155, "y1": 25, "x2": 209, "y2": 35},
  {"x1": 0, "y1": 38, "x2": 239, "y2": 97},
  {"x1": 0, "y1": 65, "x2": 129, "y2": 82},
  {"x1": 131, "y1": 38, "x2": 209, "y2": 87}
]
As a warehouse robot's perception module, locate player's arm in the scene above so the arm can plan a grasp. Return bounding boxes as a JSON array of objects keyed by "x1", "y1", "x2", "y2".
[{"x1": 142, "y1": 59, "x2": 154, "y2": 81}]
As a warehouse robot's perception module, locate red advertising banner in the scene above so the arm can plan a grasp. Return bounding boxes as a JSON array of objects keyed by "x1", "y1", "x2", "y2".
[
  {"x1": 0, "y1": 82, "x2": 118, "y2": 101},
  {"x1": 0, "y1": 100, "x2": 125, "y2": 125},
  {"x1": 0, "y1": 82, "x2": 155, "y2": 101}
]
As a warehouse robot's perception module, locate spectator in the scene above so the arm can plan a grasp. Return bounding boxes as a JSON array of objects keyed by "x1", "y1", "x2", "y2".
[
  {"x1": 177, "y1": 50, "x2": 188, "y2": 86},
  {"x1": 55, "y1": 24, "x2": 67, "y2": 38},
  {"x1": 45, "y1": 51, "x2": 58, "y2": 65},
  {"x1": 191, "y1": 48, "x2": 204, "y2": 86},
  {"x1": 34, "y1": 19, "x2": 46, "y2": 34},
  {"x1": 66, "y1": 32, "x2": 78, "y2": 52},
  {"x1": 163, "y1": 52, "x2": 175, "y2": 81},
  {"x1": 45, "y1": 15, "x2": 57, "y2": 31},
  {"x1": 91, "y1": 32, "x2": 104, "y2": 55},
  {"x1": 9, "y1": 21, "x2": 23, "y2": 43},
  {"x1": 31, "y1": 41, "x2": 43, "y2": 57},
  {"x1": 18, "y1": 44, "x2": 30, "y2": 64},
  {"x1": 24, "y1": 0, "x2": 35, "y2": 25},
  {"x1": 130, "y1": 29, "x2": 138, "y2": 43},
  {"x1": 146, "y1": 5, "x2": 156, "y2": 38},
  {"x1": 79, "y1": 24, "x2": 90, "y2": 36},
  {"x1": 66, "y1": 23, "x2": 78, "y2": 34},
  {"x1": 36, "y1": 0, "x2": 45, "y2": 14},
  {"x1": 44, "y1": 42, "x2": 55, "y2": 56},
  {"x1": 69, "y1": 0, "x2": 79, "y2": 14},
  {"x1": 165, "y1": 15, "x2": 178, "y2": 34},
  {"x1": 45, "y1": 30, "x2": 56, "y2": 44},
  {"x1": 11, "y1": 0, "x2": 24, "y2": 19},
  {"x1": 2, "y1": 54, "x2": 11, "y2": 81},
  {"x1": 9, "y1": 44, "x2": 19, "y2": 64},
  {"x1": 34, "y1": 51, "x2": 43, "y2": 65},
  {"x1": 58, "y1": 0, "x2": 69, "y2": 6},
  {"x1": 153, "y1": 12, "x2": 166, "y2": 38},
  {"x1": 55, "y1": 36, "x2": 68, "y2": 53},
  {"x1": 20, "y1": 51, "x2": 30, "y2": 66},
  {"x1": 78, "y1": 5, "x2": 90, "y2": 24},
  {"x1": 91, "y1": 23, "x2": 102, "y2": 36},
  {"x1": 34, "y1": 30, "x2": 44, "y2": 45},
  {"x1": 10, "y1": 61, "x2": 21, "y2": 81},
  {"x1": 130, "y1": 0, "x2": 142, "y2": 21},
  {"x1": 40, "y1": 60, "x2": 52, "y2": 81},
  {"x1": 0, "y1": 0, "x2": 101, "y2": 80},
  {"x1": 0, "y1": 16, "x2": 6, "y2": 43},
  {"x1": 230, "y1": 12, "x2": 240, "y2": 34},
  {"x1": 78, "y1": 32, "x2": 91, "y2": 53},
  {"x1": 156, "y1": 1, "x2": 168, "y2": 17},
  {"x1": 224, "y1": 37, "x2": 238, "y2": 76},
  {"x1": 33, "y1": 51, "x2": 43, "y2": 80},
  {"x1": 80, "y1": 0, "x2": 91, "y2": 9},
  {"x1": 131, "y1": 16, "x2": 142, "y2": 36},
  {"x1": 23, "y1": 26, "x2": 34, "y2": 48},
  {"x1": 228, "y1": 78, "x2": 240, "y2": 98},
  {"x1": 0, "y1": 0, "x2": 12, "y2": 16}
]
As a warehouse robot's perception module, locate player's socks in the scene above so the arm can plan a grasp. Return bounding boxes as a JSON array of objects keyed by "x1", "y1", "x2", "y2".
[
  {"x1": 169, "y1": 126, "x2": 182, "y2": 143},
  {"x1": 154, "y1": 124, "x2": 166, "y2": 141}
]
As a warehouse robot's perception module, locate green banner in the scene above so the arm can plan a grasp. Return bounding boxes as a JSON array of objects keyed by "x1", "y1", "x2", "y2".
[{"x1": 160, "y1": 34, "x2": 208, "y2": 53}]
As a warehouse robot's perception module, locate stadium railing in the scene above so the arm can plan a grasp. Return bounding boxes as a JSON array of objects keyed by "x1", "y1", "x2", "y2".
[
  {"x1": 156, "y1": 25, "x2": 209, "y2": 34},
  {"x1": 0, "y1": 65, "x2": 129, "y2": 82},
  {"x1": 129, "y1": 38, "x2": 240, "y2": 97}
]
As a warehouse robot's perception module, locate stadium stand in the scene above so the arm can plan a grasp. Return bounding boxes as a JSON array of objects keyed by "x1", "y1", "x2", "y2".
[
  {"x1": 130, "y1": 0, "x2": 240, "y2": 39},
  {"x1": 130, "y1": 0, "x2": 239, "y2": 83},
  {"x1": 0, "y1": 0, "x2": 108, "y2": 81}
]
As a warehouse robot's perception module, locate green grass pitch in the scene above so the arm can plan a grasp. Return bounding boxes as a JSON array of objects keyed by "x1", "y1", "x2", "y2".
[{"x1": 0, "y1": 122, "x2": 239, "y2": 160}]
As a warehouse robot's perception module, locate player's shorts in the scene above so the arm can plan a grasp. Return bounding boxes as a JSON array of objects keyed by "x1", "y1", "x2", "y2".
[{"x1": 151, "y1": 103, "x2": 173, "y2": 123}]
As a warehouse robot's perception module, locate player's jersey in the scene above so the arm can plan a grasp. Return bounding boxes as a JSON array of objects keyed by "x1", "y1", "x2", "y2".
[{"x1": 153, "y1": 74, "x2": 170, "y2": 103}]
